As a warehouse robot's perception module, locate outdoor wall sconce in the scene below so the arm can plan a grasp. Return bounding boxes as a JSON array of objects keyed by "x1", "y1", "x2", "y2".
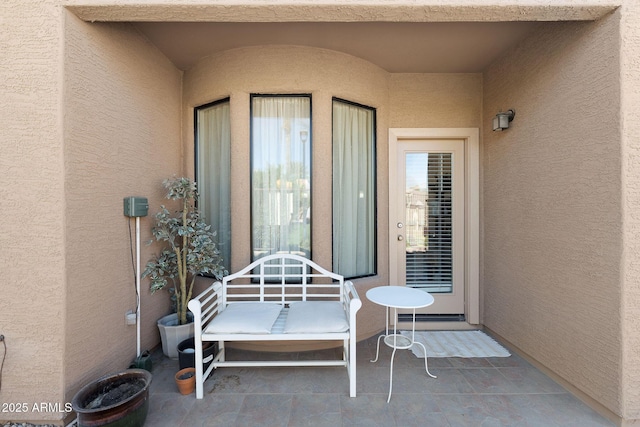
[{"x1": 492, "y1": 109, "x2": 516, "y2": 131}]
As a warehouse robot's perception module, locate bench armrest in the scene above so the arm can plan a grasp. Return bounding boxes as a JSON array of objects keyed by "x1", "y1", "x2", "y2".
[
  {"x1": 344, "y1": 280, "x2": 362, "y2": 318},
  {"x1": 188, "y1": 281, "x2": 224, "y2": 336}
]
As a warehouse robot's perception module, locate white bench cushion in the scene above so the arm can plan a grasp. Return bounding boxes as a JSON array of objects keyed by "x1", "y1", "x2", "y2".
[
  {"x1": 205, "y1": 303, "x2": 283, "y2": 334},
  {"x1": 283, "y1": 301, "x2": 349, "y2": 333}
]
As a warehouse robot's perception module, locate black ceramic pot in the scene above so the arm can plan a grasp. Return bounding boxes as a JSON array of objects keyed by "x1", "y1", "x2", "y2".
[
  {"x1": 177, "y1": 337, "x2": 217, "y2": 372},
  {"x1": 71, "y1": 369, "x2": 152, "y2": 427}
]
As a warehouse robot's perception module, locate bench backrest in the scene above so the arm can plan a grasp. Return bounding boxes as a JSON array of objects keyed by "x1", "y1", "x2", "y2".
[{"x1": 222, "y1": 254, "x2": 345, "y2": 306}]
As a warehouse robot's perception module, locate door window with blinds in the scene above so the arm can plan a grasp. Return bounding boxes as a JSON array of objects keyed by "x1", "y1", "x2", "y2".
[{"x1": 405, "y1": 152, "x2": 453, "y2": 293}]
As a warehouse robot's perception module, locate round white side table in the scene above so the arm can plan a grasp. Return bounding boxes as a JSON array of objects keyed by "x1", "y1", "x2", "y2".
[{"x1": 366, "y1": 286, "x2": 437, "y2": 402}]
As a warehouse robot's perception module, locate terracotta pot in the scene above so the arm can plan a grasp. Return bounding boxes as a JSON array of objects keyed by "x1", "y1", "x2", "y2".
[{"x1": 174, "y1": 367, "x2": 196, "y2": 395}]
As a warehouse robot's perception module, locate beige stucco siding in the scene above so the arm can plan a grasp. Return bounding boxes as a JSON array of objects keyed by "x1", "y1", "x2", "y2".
[
  {"x1": 183, "y1": 46, "x2": 483, "y2": 341},
  {"x1": 483, "y1": 16, "x2": 622, "y2": 416},
  {"x1": 1, "y1": 0, "x2": 66, "y2": 422},
  {"x1": 389, "y1": 73, "x2": 482, "y2": 129},
  {"x1": 621, "y1": 1, "x2": 640, "y2": 422},
  {"x1": 63, "y1": 14, "x2": 183, "y2": 407},
  {"x1": 183, "y1": 45, "x2": 393, "y2": 340},
  {"x1": 5, "y1": 0, "x2": 640, "y2": 424},
  {"x1": 183, "y1": 45, "x2": 388, "y2": 270},
  {"x1": 66, "y1": 0, "x2": 615, "y2": 22}
]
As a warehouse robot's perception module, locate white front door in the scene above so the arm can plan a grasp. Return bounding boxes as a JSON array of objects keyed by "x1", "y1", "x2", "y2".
[{"x1": 389, "y1": 129, "x2": 479, "y2": 323}]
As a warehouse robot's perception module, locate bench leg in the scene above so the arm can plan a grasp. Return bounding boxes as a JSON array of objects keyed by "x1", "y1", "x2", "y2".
[
  {"x1": 194, "y1": 338, "x2": 204, "y2": 399},
  {"x1": 218, "y1": 340, "x2": 225, "y2": 362},
  {"x1": 349, "y1": 337, "x2": 357, "y2": 397}
]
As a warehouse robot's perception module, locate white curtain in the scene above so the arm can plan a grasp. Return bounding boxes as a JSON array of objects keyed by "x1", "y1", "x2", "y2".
[
  {"x1": 196, "y1": 101, "x2": 231, "y2": 266},
  {"x1": 333, "y1": 101, "x2": 375, "y2": 277},
  {"x1": 252, "y1": 96, "x2": 311, "y2": 260}
]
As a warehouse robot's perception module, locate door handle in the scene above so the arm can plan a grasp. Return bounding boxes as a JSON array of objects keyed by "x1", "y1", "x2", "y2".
[{"x1": 397, "y1": 235, "x2": 404, "y2": 241}]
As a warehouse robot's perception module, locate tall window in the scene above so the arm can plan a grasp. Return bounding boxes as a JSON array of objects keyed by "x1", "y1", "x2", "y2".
[
  {"x1": 251, "y1": 95, "x2": 311, "y2": 261},
  {"x1": 195, "y1": 98, "x2": 231, "y2": 267},
  {"x1": 332, "y1": 99, "x2": 376, "y2": 278}
]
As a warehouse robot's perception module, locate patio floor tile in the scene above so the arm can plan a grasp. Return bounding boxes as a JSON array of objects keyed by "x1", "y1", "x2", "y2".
[
  {"x1": 289, "y1": 394, "x2": 343, "y2": 427},
  {"x1": 144, "y1": 334, "x2": 615, "y2": 427}
]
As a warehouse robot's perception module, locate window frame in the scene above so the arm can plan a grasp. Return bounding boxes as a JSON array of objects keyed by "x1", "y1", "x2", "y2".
[
  {"x1": 194, "y1": 97, "x2": 232, "y2": 273},
  {"x1": 331, "y1": 97, "x2": 378, "y2": 279},
  {"x1": 250, "y1": 93, "x2": 313, "y2": 263}
]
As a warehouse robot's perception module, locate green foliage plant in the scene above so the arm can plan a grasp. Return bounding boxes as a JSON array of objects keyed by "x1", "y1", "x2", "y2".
[{"x1": 143, "y1": 177, "x2": 227, "y2": 325}]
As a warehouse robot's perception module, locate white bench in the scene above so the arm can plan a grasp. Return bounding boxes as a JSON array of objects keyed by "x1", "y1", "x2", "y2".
[{"x1": 187, "y1": 254, "x2": 362, "y2": 399}]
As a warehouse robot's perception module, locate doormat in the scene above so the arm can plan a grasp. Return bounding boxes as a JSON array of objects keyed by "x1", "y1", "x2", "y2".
[{"x1": 399, "y1": 330, "x2": 511, "y2": 358}]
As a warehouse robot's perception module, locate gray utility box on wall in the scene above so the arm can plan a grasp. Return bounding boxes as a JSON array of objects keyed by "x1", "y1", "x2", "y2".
[{"x1": 123, "y1": 197, "x2": 149, "y2": 217}]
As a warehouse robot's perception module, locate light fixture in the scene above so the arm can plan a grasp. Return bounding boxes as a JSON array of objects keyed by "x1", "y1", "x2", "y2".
[{"x1": 492, "y1": 109, "x2": 516, "y2": 131}]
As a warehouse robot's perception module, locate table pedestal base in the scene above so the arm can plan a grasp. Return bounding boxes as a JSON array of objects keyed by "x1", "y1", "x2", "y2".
[{"x1": 370, "y1": 308, "x2": 437, "y2": 402}]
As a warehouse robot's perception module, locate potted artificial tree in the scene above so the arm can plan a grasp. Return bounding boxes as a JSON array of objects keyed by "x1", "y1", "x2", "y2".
[{"x1": 144, "y1": 177, "x2": 226, "y2": 358}]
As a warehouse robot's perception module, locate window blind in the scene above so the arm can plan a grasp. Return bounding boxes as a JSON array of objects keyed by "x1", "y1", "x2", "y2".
[{"x1": 405, "y1": 153, "x2": 453, "y2": 293}]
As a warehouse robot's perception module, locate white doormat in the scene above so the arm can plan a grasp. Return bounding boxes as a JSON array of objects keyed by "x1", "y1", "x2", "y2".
[{"x1": 399, "y1": 330, "x2": 511, "y2": 358}]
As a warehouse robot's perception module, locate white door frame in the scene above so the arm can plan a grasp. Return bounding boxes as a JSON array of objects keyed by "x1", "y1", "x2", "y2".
[{"x1": 389, "y1": 128, "x2": 480, "y2": 325}]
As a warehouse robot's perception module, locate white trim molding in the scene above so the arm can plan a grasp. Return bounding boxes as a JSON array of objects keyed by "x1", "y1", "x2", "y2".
[{"x1": 389, "y1": 128, "x2": 480, "y2": 325}]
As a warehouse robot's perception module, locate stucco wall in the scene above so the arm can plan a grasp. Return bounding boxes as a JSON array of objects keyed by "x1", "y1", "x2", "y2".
[
  {"x1": 6, "y1": 0, "x2": 640, "y2": 424},
  {"x1": 183, "y1": 46, "x2": 483, "y2": 341},
  {"x1": 621, "y1": 1, "x2": 640, "y2": 423},
  {"x1": 0, "y1": 0, "x2": 66, "y2": 423},
  {"x1": 483, "y1": 15, "x2": 623, "y2": 417},
  {"x1": 183, "y1": 45, "x2": 392, "y2": 340},
  {"x1": 1, "y1": 4, "x2": 183, "y2": 421},
  {"x1": 66, "y1": 0, "x2": 615, "y2": 22},
  {"x1": 389, "y1": 73, "x2": 482, "y2": 129},
  {"x1": 62, "y1": 12, "x2": 183, "y2": 414}
]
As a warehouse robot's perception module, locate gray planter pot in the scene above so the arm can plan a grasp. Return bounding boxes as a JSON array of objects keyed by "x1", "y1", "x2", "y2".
[{"x1": 157, "y1": 313, "x2": 194, "y2": 359}]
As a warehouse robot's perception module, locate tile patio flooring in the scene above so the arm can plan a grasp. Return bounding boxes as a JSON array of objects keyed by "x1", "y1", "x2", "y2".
[{"x1": 145, "y1": 333, "x2": 614, "y2": 426}]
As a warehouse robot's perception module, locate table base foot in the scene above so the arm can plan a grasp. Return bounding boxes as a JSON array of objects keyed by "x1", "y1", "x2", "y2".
[
  {"x1": 372, "y1": 334, "x2": 438, "y2": 403},
  {"x1": 370, "y1": 334, "x2": 385, "y2": 363},
  {"x1": 413, "y1": 341, "x2": 437, "y2": 378},
  {"x1": 387, "y1": 347, "x2": 398, "y2": 403}
]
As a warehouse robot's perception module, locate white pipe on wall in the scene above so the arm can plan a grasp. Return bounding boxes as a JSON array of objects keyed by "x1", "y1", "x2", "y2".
[{"x1": 136, "y1": 216, "x2": 141, "y2": 358}]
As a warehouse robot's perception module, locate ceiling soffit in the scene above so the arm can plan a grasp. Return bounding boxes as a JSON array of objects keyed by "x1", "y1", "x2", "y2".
[
  {"x1": 134, "y1": 21, "x2": 542, "y2": 73},
  {"x1": 65, "y1": 2, "x2": 616, "y2": 73},
  {"x1": 66, "y1": 3, "x2": 616, "y2": 23}
]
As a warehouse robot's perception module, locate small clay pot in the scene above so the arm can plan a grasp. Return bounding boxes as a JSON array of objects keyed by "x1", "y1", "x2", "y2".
[{"x1": 174, "y1": 367, "x2": 196, "y2": 395}]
